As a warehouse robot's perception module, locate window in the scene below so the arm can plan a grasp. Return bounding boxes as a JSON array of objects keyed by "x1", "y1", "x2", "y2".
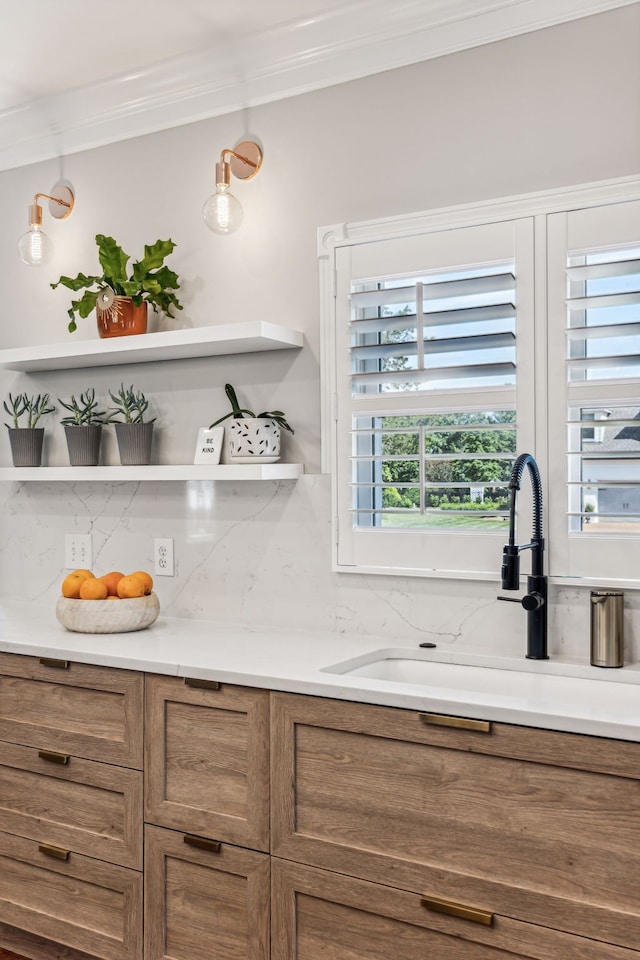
[
  {"x1": 322, "y1": 182, "x2": 640, "y2": 584},
  {"x1": 330, "y1": 219, "x2": 535, "y2": 578},
  {"x1": 547, "y1": 199, "x2": 640, "y2": 582}
]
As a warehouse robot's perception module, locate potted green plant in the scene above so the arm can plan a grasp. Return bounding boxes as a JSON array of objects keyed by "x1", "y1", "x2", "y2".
[
  {"x1": 51, "y1": 234, "x2": 183, "y2": 337},
  {"x1": 58, "y1": 388, "x2": 107, "y2": 465},
  {"x1": 106, "y1": 383, "x2": 156, "y2": 465},
  {"x1": 210, "y1": 383, "x2": 294, "y2": 462},
  {"x1": 3, "y1": 392, "x2": 56, "y2": 466}
]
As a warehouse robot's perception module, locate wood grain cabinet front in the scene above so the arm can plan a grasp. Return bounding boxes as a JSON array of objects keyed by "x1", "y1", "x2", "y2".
[
  {"x1": 272, "y1": 858, "x2": 640, "y2": 960},
  {"x1": 271, "y1": 692, "x2": 640, "y2": 954},
  {"x1": 145, "y1": 675, "x2": 270, "y2": 851},
  {"x1": 145, "y1": 824, "x2": 270, "y2": 960},
  {"x1": 0, "y1": 740, "x2": 143, "y2": 869},
  {"x1": 0, "y1": 653, "x2": 143, "y2": 768},
  {"x1": 0, "y1": 830, "x2": 142, "y2": 960}
]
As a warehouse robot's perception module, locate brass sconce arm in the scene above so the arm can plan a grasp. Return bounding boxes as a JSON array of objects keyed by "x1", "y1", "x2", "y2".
[{"x1": 215, "y1": 141, "x2": 263, "y2": 187}]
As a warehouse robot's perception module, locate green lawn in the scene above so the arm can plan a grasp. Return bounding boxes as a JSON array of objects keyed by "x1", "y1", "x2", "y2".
[{"x1": 381, "y1": 513, "x2": 509, "y2": 531}]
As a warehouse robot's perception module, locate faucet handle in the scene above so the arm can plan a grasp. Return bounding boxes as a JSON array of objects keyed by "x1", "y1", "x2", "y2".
[
  {"x1": 521, "y1": 591, "x2": 544, "y2": 612},
  {"x1": 497, "y1": 593, "x2": 544, "y2": 611}
]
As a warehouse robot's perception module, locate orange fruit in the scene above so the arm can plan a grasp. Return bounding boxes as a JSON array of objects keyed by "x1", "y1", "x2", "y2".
[
  {"x1": 99, "y1": 571, "x2": 125, "y2": 597},
  {"x1": 129, "y1": 570, "x2": 153, "y2": 595},
  {"x1": 79, "y1": 577, "x2": 108, "y2": 600},
  {"x1": 62, "y1": 573, "x2": 91, "y2": 598},
  {"x1": 72, "y1": 569, "x2": 94, "y2": 579},
  {"x1": 117, "y1": 575, "x2": 146, "y2": 599},
  {"x1": 106, "y1": 595, "x2": 121, "y2": 600}
]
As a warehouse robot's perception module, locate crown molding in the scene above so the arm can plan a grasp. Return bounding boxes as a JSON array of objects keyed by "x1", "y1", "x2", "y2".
[{"x1": 0, "y1": 0, "x2": 634, "y2": 172}]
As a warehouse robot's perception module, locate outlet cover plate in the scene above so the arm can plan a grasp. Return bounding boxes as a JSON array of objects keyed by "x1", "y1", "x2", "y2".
[{"x1": 65, "y1": 534, "x2": 92, "y2": 570}]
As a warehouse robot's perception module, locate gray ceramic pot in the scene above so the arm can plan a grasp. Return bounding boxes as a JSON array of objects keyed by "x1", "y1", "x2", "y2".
[
  {"x1": 8, "y1": 427, "x2": 44, "y2": 467},
  {"x1": 114, "y1": 422, "x2": 153, "y2": 465},
  {"x1": 64, "y1": 424, "x2": 102, "y2": 466}
]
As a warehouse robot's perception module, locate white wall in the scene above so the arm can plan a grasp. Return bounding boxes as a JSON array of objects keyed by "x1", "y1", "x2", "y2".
[{"x1": 2, "y1": 6, "x2": 640, "y2": 663}]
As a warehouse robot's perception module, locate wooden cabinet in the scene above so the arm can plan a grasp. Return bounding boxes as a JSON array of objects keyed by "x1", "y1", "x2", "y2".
[
  {"x1": 0, "y1": 654, "x2": 144, "y2": 960},
  {"x1": 0, "y1": 740, "x2": 142, "y2": 869},
  {"x1": 144, "y1": 677, "x2": 271, "y2": 960},
  {"x1": 0, "y1": 653, "x2": 144, "y2": 768},
  {"x1": 271, "y1": 692, "x2": 640, "y2": 957},
  {"x1": 145, "y1": 825, "x2": 269, "y2": 960},
  {"x1": 0, "y1": 832, "x2": 142, "y2": 960},
  {"x1": 145, "y1": 675, "x2": 270, "y2": 851},
  {"x1": 2, "y1": 652, "x2": 640, "y2": 960},
  {"x1": 272, "y1": 858, "x2": 640, "y2": 960}
]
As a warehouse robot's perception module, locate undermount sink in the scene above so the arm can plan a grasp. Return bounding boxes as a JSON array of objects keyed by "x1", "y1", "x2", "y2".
[
  {"x1": 319, "y1": 646, "x2": 640, "y2": 706},
  {"x1": 321, "y1": 648, "x2": 547, "y2": 697}
]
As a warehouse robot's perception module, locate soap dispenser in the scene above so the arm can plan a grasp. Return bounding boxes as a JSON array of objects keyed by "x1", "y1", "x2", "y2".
[{"x1": 590, "y1": 590, "x2": 624, "y2": 668}]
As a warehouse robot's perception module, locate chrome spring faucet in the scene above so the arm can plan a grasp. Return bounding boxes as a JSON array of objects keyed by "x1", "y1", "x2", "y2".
[{"x1": 498, "y1": 453, "x2": 548, "y2": 660}]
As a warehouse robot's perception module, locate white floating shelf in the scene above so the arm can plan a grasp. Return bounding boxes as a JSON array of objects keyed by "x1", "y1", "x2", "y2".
[
  {"x1": 0, "y1": 464, "x2": 304, "y2": 482},
  {"x1": 0, "y1": 321, "x2": 303, "y2": 372}
]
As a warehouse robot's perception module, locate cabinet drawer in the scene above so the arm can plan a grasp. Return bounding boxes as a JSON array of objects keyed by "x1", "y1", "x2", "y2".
[
  {"x1": 0, "y1": 830, "x2": 142, "y2": 960},
  {"x1": 272, "y1": 859, "x2": 640, "y2": 960},
  {"x1": 145, "y1": 675, "x2": 270, "y2": 850},
  {"x1": 0, "y1": 740, "x2": 142, "y2": 869},
  {"x1": 0, "y1": 654, "x2": 143, "y2": 768},
  {"x1": 271, "y1": 693, "x2": 640, "y2": 951},
  {"x1": 145, "y1": 824, "x2": 269, "y2": 960}
]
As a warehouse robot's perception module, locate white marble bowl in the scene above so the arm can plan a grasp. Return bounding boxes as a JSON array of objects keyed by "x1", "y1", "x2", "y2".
[{"x1": 56, "y1": 592, "x2": 160, "y2": 634}]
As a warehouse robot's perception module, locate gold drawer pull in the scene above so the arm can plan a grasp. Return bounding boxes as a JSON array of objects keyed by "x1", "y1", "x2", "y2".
[
  {"x1": 184, "y1": 677, "x2": 220, "y2": 691},
  {"x1": 421, "y1": 895, "x2": 494, "y2": 927},
  {"x1": 39, "y1": 843, "x2": 70, "y2": 862},
  {"x1": 419, "y1": 713, "x2": 491, "y2": 734},
  {"x1": 39, "y1": 657, "x2": 70, "y2": 669},
  {"x1": 38, "y1": 750, "x2": 70, "y2": 765},
  {"x1": 183, "y1": 834, "x2": 221, "y2": 854}
]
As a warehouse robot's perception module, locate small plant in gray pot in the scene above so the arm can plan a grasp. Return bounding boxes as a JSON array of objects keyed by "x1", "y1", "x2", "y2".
[
  {"x1": 4, "y1": 392, "x2": 56, "y2": 466},
  {"x1": 210, "y1": 383, "x2": 294, "y2": 462},
  {"x1": 106, "y1": 383, "x2": 155, "y2": 465},
  {"x1": 58, "y1": 388, "x2": 106, "y2": 466}
]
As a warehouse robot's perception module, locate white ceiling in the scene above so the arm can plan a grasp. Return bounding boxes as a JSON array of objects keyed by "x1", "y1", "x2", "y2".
[{"x1": 0, "y1": 0, "x2": 634, "y2": 171}]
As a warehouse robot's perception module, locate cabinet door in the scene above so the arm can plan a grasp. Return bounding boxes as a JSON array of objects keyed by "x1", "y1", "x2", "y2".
[
  {"x1": 271, "y1": 692, "x2": 640, "y2": 951},
  {"x1": 145, "y1": 825, "x2": 269, "y2": 960},
  {"x1": 0, "y1": 740, "x2": 143, "y2": 869},
  {"x1": 0, "y1": 654, "x2": 143, "y2": 768},
  {"x1": 272, "y1": 858, "x2": 640, "y2": 960},
  {"x1": 145, "y1": 676, "x2": 270, "y2": 850},
  {"x1": 0, "y1": 830, "x2": 142, "y2": 960}
]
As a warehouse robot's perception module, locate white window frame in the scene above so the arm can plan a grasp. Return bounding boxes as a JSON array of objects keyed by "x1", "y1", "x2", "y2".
[{"x1": 319, "y1": 174, "x2": 640, "y2": 587}]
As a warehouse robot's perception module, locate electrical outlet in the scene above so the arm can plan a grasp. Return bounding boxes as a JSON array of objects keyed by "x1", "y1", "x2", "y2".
[
  {"x1": 154, "y1": 538, "x2": 174, "y2": 577},
  {"x1": 65, "y1": 534, "x2": 92, "y2": 570}
]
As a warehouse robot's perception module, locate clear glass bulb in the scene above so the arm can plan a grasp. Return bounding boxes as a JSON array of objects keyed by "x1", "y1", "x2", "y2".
[
  {"x1": 203, "y1": 184, "x2": 243, "y2": 235},
  {"x1": 18, "y1": 224, "x2": 54, "y2": 266}
]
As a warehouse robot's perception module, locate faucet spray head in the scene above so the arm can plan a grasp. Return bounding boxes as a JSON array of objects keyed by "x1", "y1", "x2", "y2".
[{"x1": 501, "y1": 544, "x2": 520, "y2": 590}]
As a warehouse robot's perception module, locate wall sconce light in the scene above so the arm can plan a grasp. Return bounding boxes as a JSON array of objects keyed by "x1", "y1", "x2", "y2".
[
  {"x1": 203, "y1": 140, "x2": 263, "y2": 235},
  {"x1": 18, "y1": 183, "x2": 75, "y2": 266}
]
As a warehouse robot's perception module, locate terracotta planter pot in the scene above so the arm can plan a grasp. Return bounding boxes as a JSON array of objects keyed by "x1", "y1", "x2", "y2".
[
  {"x1": 7, "y1": 427, "x2": 44, "y2": 466},
  {"x1": 114, "y1": 422, "x2": 154, "y2": 465},
  {"x1": 96, "y1": 297, "x2": 147, "y2": 339},
  {"x1": 64, "y1": 424, "x2": 103, "y2": 466}
]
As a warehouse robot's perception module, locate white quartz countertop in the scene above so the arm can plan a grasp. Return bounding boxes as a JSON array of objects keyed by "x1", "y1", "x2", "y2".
[{"x1": 1, "y1": 601, "x2": 639, "y2": 742}]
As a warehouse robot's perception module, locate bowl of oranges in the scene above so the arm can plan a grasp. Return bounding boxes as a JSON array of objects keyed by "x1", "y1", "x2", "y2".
[{"x1": 56, "y1": 568, "x2": 160, "y2": 634}]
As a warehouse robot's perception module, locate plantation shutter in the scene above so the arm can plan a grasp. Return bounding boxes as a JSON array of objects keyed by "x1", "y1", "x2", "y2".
[
  {"x1": 547, "y1": 200, "x2": 640, "y2": 581},
  {"x1": 332, "y1": 217, "x2": 535, "y2": 577}
]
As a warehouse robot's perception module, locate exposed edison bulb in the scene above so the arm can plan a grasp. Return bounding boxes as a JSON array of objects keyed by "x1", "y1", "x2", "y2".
[
  {"x1": 18, "y1": 224, "x2": 54, "y2": 266},
  {"x1": 203, "y1": 184, "x2": 243, "y2": 235}
]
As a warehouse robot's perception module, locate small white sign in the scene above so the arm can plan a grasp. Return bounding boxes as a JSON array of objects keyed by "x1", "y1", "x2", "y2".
[{"x1": 193, "y1": 426, "x2": 224, "y2": 464}]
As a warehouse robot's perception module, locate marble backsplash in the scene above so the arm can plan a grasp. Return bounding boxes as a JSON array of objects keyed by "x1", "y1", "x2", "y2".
[{"x1": 1, "y1": 472, "x2": 638, "y2": 667}]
